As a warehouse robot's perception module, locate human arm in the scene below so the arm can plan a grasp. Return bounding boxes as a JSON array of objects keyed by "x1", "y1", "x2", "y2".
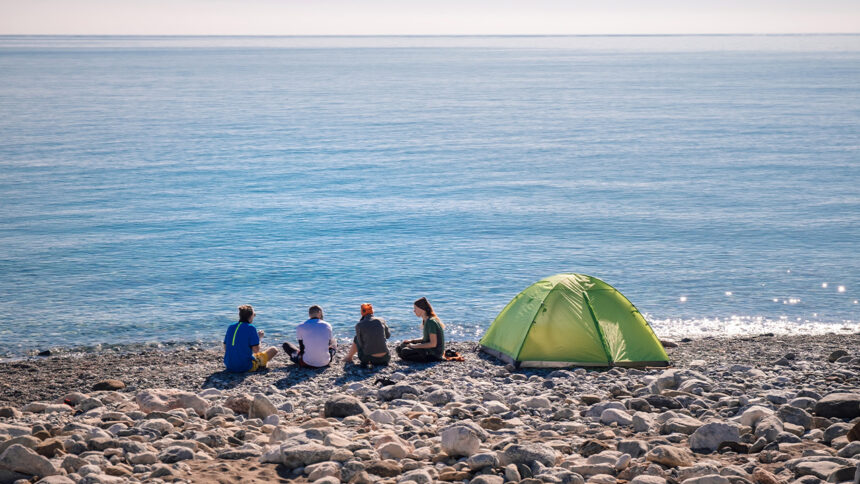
[
  {"x1": 344, "y1": 342, "x2": 358, "y2": 362},
  {"x1": 407, "y1": 333, "x2": 437, "y2": 349},
  {"x1": 249, "y1": 326, "x2": 261, "y2": 354}
]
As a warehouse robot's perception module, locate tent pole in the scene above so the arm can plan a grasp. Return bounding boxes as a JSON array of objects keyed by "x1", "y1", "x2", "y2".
[{"x1": 583, "y1": 291, "x2": 614, "y2": 367}]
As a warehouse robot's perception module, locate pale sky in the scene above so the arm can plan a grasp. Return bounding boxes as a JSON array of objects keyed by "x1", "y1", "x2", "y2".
[{"x1": 1, "y1": 0, "x2": 858, "y2": 35}]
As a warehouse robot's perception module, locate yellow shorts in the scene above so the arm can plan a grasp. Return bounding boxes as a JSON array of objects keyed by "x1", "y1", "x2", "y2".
[{"x1": 250, "y1": 351, "x2": 270, "y2": 372}]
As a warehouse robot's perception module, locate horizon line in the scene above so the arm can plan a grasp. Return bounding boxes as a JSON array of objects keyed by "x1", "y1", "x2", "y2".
[{"x1": 1, "y1": 33, "x2": 859, "y2": 38}]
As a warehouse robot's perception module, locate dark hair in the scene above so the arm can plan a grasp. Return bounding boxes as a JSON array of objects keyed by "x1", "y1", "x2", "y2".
[
  {"x1": 238, "y1": 305, "x2": 254, "y2": 323},
  {"x1": 309, "y1": 305, "x2": 323, "y2": 318},
  {"x1": 413, "y1": 297, "x2": 435, "y2": 317},
  {"x1": 414, "y1": 297, "x2": 444, "y2": 328}
]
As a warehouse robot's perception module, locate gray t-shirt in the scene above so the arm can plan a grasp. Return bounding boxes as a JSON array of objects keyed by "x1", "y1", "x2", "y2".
[{"x1": 355, "y1": 315, "x2": 390, "y2": 355}]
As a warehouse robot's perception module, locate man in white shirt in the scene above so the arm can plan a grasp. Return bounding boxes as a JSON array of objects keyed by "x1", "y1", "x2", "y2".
[{"x1": 282, "y1": 305, "x2": 337, "y2": 368}]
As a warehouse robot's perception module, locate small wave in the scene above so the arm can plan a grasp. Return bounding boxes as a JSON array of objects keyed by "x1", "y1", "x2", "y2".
[{"x1": 646, "y1": 315, "x2": 859, "y2": 340}]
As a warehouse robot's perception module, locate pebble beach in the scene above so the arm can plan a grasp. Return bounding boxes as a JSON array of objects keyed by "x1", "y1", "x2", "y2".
[{"x1": 0, "y1": 333, "x2": 858, "y2": 484}]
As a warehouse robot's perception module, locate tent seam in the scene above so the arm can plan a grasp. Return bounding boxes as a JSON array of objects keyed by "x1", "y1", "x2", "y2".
[
  {"x1": 512, "y1": 300, "x2": 544, "y2": 362},
  {"x1": 583, "y1": 291, "x2": 614, "y2": 366}
]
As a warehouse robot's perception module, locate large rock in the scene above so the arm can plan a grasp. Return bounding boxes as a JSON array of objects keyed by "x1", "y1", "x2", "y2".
[
  {"x1": 828, "y1": 350, "x2": 848, "y2": 362},
  {"x1": 263, "y1": 443, "x2": 335, "y2": 468},
  {"x1": 678, "y1": 379, "x2": 713, "y2": 393},
  {"x1": 377, "y1": 384, "x2": 420, "y2": 401},
  {"x1": 654, "y1": 369, "x2": 683, "y2": 391},
  {"x1": 217, "y1": 449, "x2": 262, "y2": 460},
  {"x1": 139, "y1": 418, "x2": 174, "y2": 434},
  {"x1": 35, "y1": 476, "x2": 76, "y2": 484},
  {"x1": 366, "y1": 460, "x2": 402, "y2": 477},
  {"x1": 502, "y1": 443, "x2": 558, "y2": 467},
  {"x1": 399, "y1": 469, "x2": 433, "y2": 484},
  {"x1": 631, "y1": 477, "x2": 668, "y2": 484},
  {"x1": 43, "y1": 404, "x2": 73, "y2": 414},
  {"x1": 324, "y1": 396, "x2": 368, "y2": 418},
  {"x1": 441, "y1": 425, "x2": 481, "y2": 457},
  {"x1": 823, "y1": 423, "x2": 852, "y2": 444},
  {"x1": 754, "y1": 416, "x2": 784, "y2": 442},
  {"x1": 738, "y1": 406, "x2": 775, "y2": 427},
  {"x1": 836, "y1": 441, "x2": 860, "y2": 458},
  {"x1": 468, "y1": 452, "x2": 500, "y2": 470},
  {"x1": 579, "y1": 440, "x2": 613, "y2": 457},
  {"x1": 825, "y1": 465, "x2": 857, "y2": 483},
  {"x1": 814, "y1": 393, "x2": 860, "y2": 419},
  {"x1": 378, "y1": 442, "x2": 410, "y2": 459},
  {"x1": 368, "y1": 409, "x2": 396, "y2": 425},
  {"x1": 523, "y1": 396, "x2": 552, "y2": 409},
  {"x1": 777, "y1": 406, "x2": 813, "y2": 430},
  {"x1": 158, "y1": 446, "x2": 194, "y2": 463},
  {"x1": 471, "y1": 476, "x2": 505, "y2": 484},
  {"x1": 645, "y1": 395, "x2": 683, "y2": 410},
  {"x1": 224, "y1": 394, "x2": 252, "y2": 414},
  {"x1": 0, "y1": 444, "x2": 58, "y2": 478},
  {"x1": 77, "y1": 398, "x2": 103, "y2": 412},
  {"x1": 0, "y1": 435, "x2": 40, "y2": 455},
  {"x1": 586, "y1": 402, "x2": 626, "y2": 418},
  {"x1": 633, "y1": 412, "x2": 656, "y2": 433},
  {"x1": 249, "y1": 394, "x2": 277, "y2": 419},
  {"x1": 601, "y1": 408, "x2": 634, "y2": 426},
  {"x1": 306, "y1": 461, "x2": 342, "y2": 481},
  {"x1": 690, "y1": 422, "x2": 741, "y2": 453},
  {"x1": 751, "y1": 468, "x2": 781, "y2": 484},
  {"x1": 0, "y1": 423, "x2": 31, "y2": 437},
  {"x1": 681, "y1": 476, "x2": 729, "y2": 484},
  {"x1": 848, "y1": 421, "x2": 860, "y2": 442},
  {"x1": 794, "y1": 461, "x2": 844, "y2": 479},
  {"x1": 135, "y1": 389, "x2": 209, "y2": 416},
  {"x1": 426, "y1": 390, "x2": 456, "y2": 406},
  {"x1": 662, "y1": 416, "x2": 705, "y2": 435},
  {"x1": 646, "y1": 445, "x2": 694, "y2": 467},
  {"x1": 0, "y1": 407, "x2": 21, "y2": 419},
  {"x1": 92, "y1": 380, "x2": 126, "y2": 391},
  {"x1": 35, "y1": 439, "x2": 65, "y2": 458},
  {"x1": 618, "y1": 440, "x2": 649, "y2": 459}
]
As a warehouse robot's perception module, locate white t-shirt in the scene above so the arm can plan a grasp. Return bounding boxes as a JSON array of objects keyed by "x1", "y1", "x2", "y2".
[{"x1": 296, "y1": 318, "x2": 337, "y2": 367}]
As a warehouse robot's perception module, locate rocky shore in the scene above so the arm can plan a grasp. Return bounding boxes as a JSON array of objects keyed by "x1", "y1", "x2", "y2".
[{"x1": 0, "y1": 333, "x2": 858, "y2": 484}]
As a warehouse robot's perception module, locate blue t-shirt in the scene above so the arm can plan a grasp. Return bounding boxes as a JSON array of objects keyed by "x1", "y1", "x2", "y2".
[{"x1": 223, "y1": 321, "x2": 260, "y2": 372}]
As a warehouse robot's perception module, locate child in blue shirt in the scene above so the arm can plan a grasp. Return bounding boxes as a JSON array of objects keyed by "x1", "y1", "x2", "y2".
[{"x1": 224, "y1": 305, "x2": 278, "y2": 372}]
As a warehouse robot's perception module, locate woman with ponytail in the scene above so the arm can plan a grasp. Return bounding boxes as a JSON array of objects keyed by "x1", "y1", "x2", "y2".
[{"x1": 397, "y1": 297, "x2": 446, "y2": 362}]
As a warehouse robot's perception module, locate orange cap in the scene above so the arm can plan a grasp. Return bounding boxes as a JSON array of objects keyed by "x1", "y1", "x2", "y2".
[{"x1": 360, "y1": 303, "x2": 373, "y2": 316}]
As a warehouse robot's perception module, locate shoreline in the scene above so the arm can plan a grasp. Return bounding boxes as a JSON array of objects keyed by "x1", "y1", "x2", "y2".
[{"x1": 6, "y1": 324, "x2": 860, "y2": 361}]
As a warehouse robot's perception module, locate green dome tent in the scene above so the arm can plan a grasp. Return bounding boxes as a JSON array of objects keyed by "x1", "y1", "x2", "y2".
[{"x1": 480, "y1": 273, "x2": 670, "y2": 368}]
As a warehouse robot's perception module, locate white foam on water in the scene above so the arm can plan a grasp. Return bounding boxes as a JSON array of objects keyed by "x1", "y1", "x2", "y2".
[{"x1": 646, "y1": 315, "x2": 859, "y2": 340}]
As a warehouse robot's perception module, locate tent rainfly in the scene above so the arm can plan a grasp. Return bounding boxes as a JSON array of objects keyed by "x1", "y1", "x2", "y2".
[{"x1": 480, "y1": 273, "x2": 670, "y2": 368}]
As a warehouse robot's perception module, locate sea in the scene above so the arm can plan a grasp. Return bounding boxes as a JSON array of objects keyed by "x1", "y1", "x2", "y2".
[{"x1": 1, "y1": 35, "x2": 858, "y2": 358}]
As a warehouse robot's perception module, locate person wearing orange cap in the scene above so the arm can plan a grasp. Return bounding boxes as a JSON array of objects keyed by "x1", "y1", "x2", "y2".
[{"x1": 343, "y1": 303, "x2": 391, "y2": 368}]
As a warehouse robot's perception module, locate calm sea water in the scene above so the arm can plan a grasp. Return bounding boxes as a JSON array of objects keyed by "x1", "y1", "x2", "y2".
[{"x1": 1, "y1": 36, "x2": 858, "y2": 357}]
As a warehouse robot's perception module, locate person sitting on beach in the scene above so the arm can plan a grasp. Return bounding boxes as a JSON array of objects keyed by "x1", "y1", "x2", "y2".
[
  {"x1": 223, "y1": 304, "x2": 278, "y2": 372},
  {"x1": 282, "y1": 305, "x2": 337, "y2": 368},
  {"x1": 396, "y1": 297, "x2": 445, "y2": 362},
  {"x1": 344, "y1": 303, "x2": 391, "y2": 367}
]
